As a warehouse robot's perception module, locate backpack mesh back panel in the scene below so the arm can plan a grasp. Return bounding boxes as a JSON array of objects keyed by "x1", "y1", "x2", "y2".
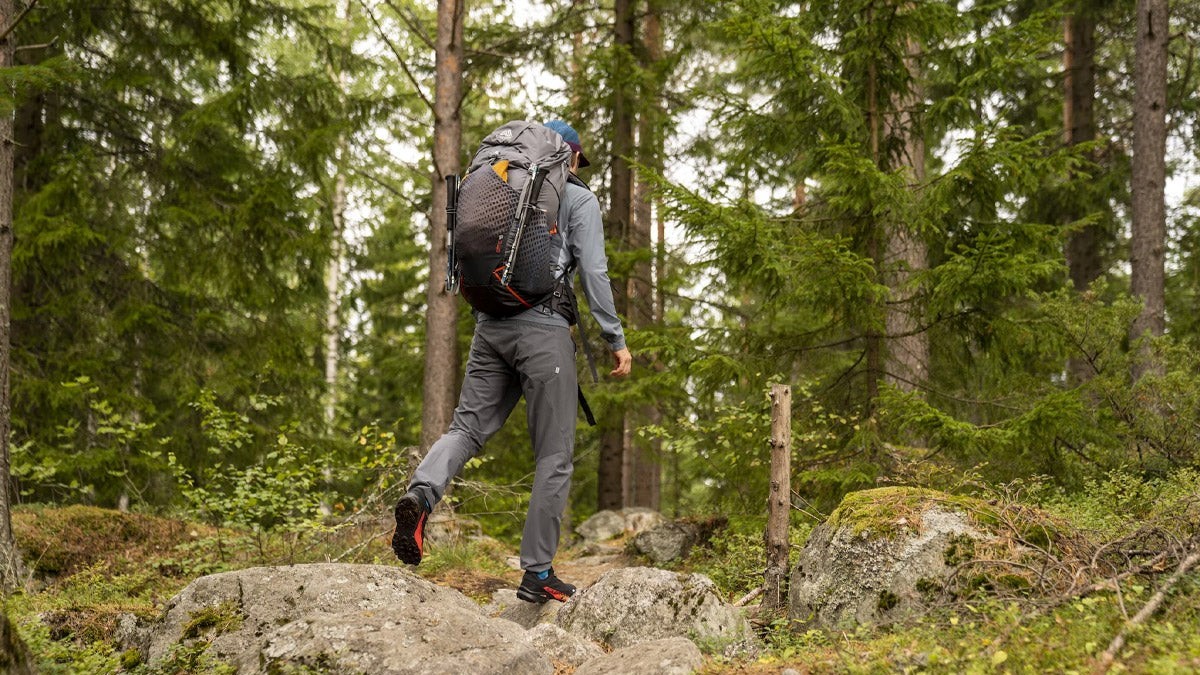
[{"x1": 457, "y1": 168, "x2": 558, "y2": 316}]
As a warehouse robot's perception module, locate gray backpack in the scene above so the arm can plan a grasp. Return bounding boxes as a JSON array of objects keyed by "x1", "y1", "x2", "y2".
[{"x1": 448, "y1": 121, "x2": 572, "y2": 317}]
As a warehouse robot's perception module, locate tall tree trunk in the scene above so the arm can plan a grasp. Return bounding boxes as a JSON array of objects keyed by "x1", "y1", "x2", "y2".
[
  {"x1": 1130, "y1": 0, "x2": 1168, "y2": 369},
  {"x1": 627, "y1": 0, "x2": 662, "y2": 510},
  {"x1": 597, "y1": 0, "x2": 636, "y2": 510},
  {"x1": 0, "y1": 0, "x2": 26, "y2": 590},
  {"x1": 325, "y1": 166, "x2": 347, "y2": 426},
  {"x1": 864, "y1": 45, "x2": 883, "y2": 411},
  {"x1": 1064, "y1": 7, "x2": 1100, "y2": 292},
  {"x1": 324, "y1": 0, "x2": 352, "y2": 430},
  {"x1": 1064, "y1": 6, "x2": 1101, "y2": 383},
  {"x1": 419, "y1": 0, "x2": 465, "y2": 455},
  {"x1": 884, "y1": 37, "x2": 928, "y2": 392}
]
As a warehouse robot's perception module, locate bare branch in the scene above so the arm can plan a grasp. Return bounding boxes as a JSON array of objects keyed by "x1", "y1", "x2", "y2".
[
  {"x1": 0, "y1": 0, "x2": 38, "y2": 43},
  {"x1": 1097, "y1": 542, "x2": 1200, "y2": 672}
]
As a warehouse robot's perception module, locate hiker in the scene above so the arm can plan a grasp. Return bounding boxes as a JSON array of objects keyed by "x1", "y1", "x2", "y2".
[{"x1": 392, "y1": 120, "x2": 632, "y2": 604}]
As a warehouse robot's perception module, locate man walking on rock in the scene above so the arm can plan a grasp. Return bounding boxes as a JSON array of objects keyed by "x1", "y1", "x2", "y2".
[{"x1": 392, "y1": 120, "x2": 632, "y2": 603}]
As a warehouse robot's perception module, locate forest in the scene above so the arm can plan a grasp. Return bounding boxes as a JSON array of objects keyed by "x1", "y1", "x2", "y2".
[{"x1": 1, "y1": 0, "x2": 1199, "y2": 672}]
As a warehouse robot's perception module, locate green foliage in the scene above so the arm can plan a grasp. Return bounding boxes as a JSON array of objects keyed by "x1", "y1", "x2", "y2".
[
  {"x1": 12, "y1": 614, "x2": 123, "y2": 675},
  {"x1": 881, "y1": 287, "x2": 1200, "y2": 483},
  {"x1": 1045, "y1": 468, "x2": 1200, "y2": 539},
  {"x1": 166, "y1": 391, "x2": 328, "y2": 534}
]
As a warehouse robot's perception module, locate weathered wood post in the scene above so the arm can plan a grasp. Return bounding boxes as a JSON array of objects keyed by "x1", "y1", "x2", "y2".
[{"x1": 763, "y1": 384, "x2": 792, "y2": 611}]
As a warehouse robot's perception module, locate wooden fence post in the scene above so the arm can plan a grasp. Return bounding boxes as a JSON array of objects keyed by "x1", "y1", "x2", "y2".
[{"x1": 763, "y1": 384, "x2": 792, "y2": 611}]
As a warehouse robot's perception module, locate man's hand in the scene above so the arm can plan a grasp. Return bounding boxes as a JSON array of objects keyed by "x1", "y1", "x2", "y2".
[{"x1": 610, "y1": 348, "x2": 632, "y2": 378}]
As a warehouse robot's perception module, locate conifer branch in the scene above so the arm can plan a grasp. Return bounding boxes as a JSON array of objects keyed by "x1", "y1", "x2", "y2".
[
  {"x1": 382, "y1": 0, "x2": 434, "y2": 51},
  {"x1": 357, "y1": 0, "x2": 433, "y2": 115},
  {"x1": 0, "y1": 0, "x2": 37, "y2": 44}
]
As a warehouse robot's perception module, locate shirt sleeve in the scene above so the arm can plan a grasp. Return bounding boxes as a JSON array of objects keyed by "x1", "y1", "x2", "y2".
[{"x1": 567, "y1": 187, "x2": 627, "y2": 352}]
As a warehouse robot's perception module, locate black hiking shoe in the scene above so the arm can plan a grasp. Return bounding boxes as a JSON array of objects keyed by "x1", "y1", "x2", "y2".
[
  {"x1": 516, "y1": 568, "x2": 576, "y2": 604},
  {"x1": 391, "y1": 493, "x2": 430, "y2": 565}
]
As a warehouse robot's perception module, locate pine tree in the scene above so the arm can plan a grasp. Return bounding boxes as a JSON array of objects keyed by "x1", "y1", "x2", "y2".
[
  {"x1": 418, "y1": 0, "x2": 465, "y2": 456},
  {"x1": 0, "y1": 0, "x2": 23, "y2": 590},
  {"x1": 1130, "y1": 0, "x2": 1168, "y2": 369}
]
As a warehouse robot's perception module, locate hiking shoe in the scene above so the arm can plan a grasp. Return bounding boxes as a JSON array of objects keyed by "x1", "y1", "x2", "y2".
[
  {"x1": 516, "y1": 568, "x2": 576, "y2": 603},
  {"x1": 391, "y1": 493, "x2": 430, "y2": 565}
]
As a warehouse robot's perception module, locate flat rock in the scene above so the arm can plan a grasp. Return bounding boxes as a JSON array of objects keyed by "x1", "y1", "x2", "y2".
[
  {"x1": 481, "y1": 588, "x2": 563, "y2": 628},
  {"x1": 145, "y1": 563, "x2": 551, "y2": 674},
  {"x1": 556, "y1": 567, "x2": 753, "y2": 650},
  {"x1": 527, "y1": 623, "x2": 605, "y2": 668},
  {"x1": 576, "y1": 637, "x2": 703, "y2": 675},
  {"x1": 252, "y1": 607, "x2": 545, "y2": 675}
]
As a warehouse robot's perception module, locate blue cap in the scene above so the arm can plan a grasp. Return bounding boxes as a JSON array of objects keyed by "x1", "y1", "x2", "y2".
[{"x1": 544, "y1": 120, "x2": 591, "y2": 168}]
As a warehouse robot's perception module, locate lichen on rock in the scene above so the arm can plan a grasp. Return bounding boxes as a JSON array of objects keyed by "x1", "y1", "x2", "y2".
[
  {"x1": 556, "y1": 566, "x2": 755, "y2": 653},
  {"x1": 789, "y1": 486, "x2": 1072, "y2": 629}
]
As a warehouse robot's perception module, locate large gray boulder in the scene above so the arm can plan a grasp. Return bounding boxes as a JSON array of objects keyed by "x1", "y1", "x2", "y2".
[
  {"x1": 145, "y1": 563, "x2": 551, "y2": 674},
  {"x1": 789, "y1": 487, "x2": 994, "y2": 628},
  {"x1": 576, "y1": 508, "x2": 667, "y2": 544},
  {"x1": 633, "y1": 521, "x2": 701, "y2": 564},
  {"x1": 575, "y1": 510, "x2": 626, "y2": 542},
  {"x1": 556, "y1": 567, "x2": 753, "y2": 651},
  {"x1": 576, "y1": 637, "x2": 703, "y2": 675}
]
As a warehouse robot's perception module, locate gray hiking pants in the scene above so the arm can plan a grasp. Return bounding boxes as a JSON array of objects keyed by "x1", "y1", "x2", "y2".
[{"x1": 409, "y1": 319, "x2": 578, "y2": 573}]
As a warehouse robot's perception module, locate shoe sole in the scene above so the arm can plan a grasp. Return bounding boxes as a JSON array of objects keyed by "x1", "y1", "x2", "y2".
[
  {"x1": 516, "y1": 585, "x2": 572, "y2": 604},
  {"x1": 391, "y1": 497, "x2": 426, "y2": 565}
]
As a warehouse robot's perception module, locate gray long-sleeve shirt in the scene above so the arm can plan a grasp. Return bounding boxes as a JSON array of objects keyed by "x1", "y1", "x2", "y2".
[{"x1": 477, "y1": 180, "x2": 627, "y2": 352}]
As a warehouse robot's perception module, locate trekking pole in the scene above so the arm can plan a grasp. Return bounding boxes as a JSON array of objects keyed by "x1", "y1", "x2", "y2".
[
  {"x1": 445, "y1": 174, "x2": 459, "y2": 294},
  {"x1": 500, "y1": 165, "x2": 546, "y2": 287}
]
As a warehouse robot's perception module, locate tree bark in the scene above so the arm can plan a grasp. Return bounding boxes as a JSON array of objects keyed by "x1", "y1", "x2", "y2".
[
  {"x1": 597, "y1": 0, "x2": 635, "y2": 510},
  {"x1": 762, "y1": 384, "x2": 791, "y2": 612},
  {"x1": 1063, "y1": 7, "x2": 1102, "y2": 384},
  {"x1": 0, "y1": 0, "x2": 26, "y2": 591},
  {"x1": 628, "y1": 0, "x2": 662, "y2": 510},
  {"x1": 884, "y1": 36, "x2": 928, "y2": 392},
  {"x1": 1130, "y1": 0, "x2": 1168, "y2": 367},
  {"x1": 323, "y1": 0, "x2": 352, "y2": 430},
  {"x1": 324, "y1": 168, "x2": 346, "y2": 427},
  {"x1": 419, "y1": 0, "x2": 465, "y2": 455},
  {"x1": 864, "y1": 41, "x2": 883, "y2": 410},
  {"x1": 1063, "y1": 8, "x2": 1100, "y2": 292}
]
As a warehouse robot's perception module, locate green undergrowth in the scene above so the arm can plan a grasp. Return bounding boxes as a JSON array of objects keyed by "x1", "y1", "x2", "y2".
[
  {"x1": 706, "y1": 578, "x2": 1200, "y2": 674},
  {"x1": 678, "y1": 515, "x2": 815, "y2": 601},
  {"x1": 8, "y1": 469, "x2": 1200, "y2": 674},
  {"x1": 704, "y1": 470, "x2": 1200, "y2": 674}
]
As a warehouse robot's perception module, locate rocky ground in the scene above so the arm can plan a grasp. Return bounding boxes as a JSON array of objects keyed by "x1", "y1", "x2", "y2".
[{"x1": 124, "y1": 507, "x2": 754, "y2": 675}]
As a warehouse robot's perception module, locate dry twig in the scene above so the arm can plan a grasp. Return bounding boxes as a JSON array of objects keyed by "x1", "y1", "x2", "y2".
[{"x1": 1095, "y1": 541, "x2": 1200, "y2": 673}]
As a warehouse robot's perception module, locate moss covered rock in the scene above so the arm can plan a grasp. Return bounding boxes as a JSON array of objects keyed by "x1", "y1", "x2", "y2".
[{"x1": 789, "y1": 487, "x2": 1003, "y2": 628}]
